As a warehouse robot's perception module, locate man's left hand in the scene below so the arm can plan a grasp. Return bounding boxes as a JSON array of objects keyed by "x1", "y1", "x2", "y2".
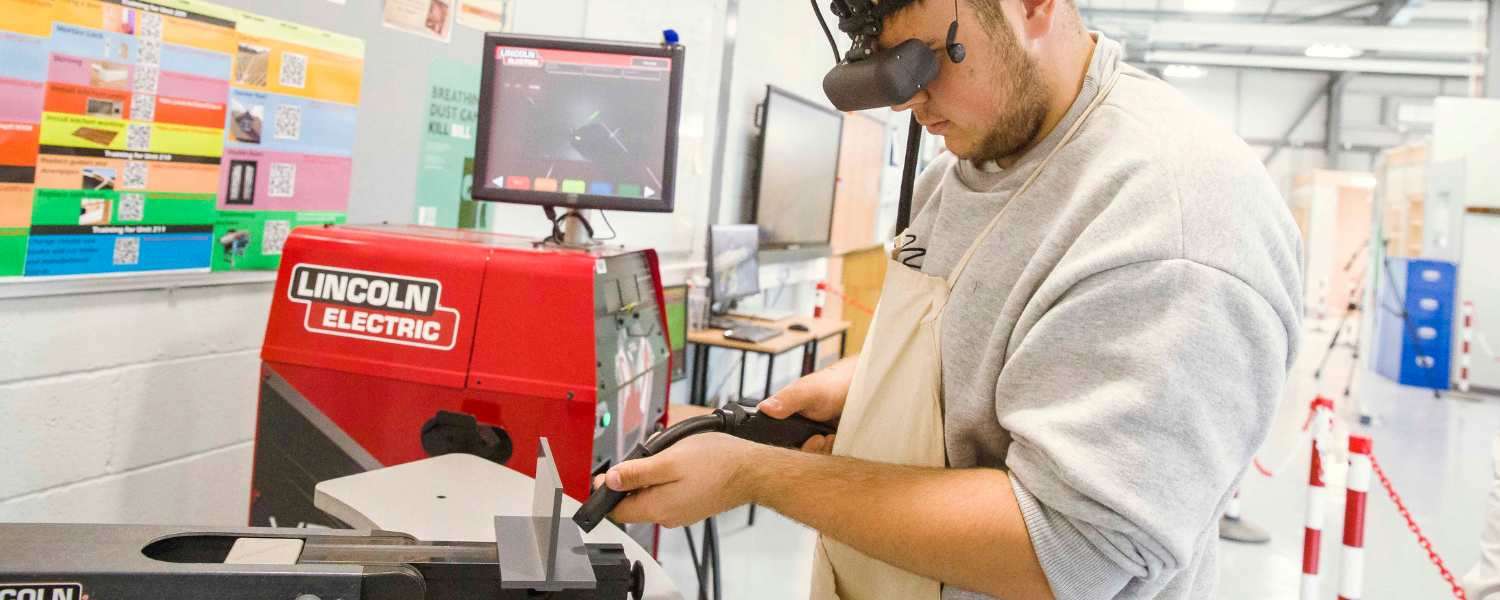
[{"x1": 598, "y1": 432, "x2": 763, "y2": 528}]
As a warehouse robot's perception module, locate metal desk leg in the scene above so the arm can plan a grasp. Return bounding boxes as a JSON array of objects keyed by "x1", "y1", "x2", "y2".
[
  {"x1": 748, "y1": 353, "x2": 780, "y2": 527},
  {"x1": 839, "y1": 331, "x2": 848, "y2": 358},
  {"x1": 692, "y1": 344, "x2": 711, "y2": 406},
  {"x1": 764, "y1": 353, "x2": 776, "y2": 402},
  {"x1": 802, "y1": 337, "x2": 821, "y2": 376},
  {"x1": 703, "y1": 516, "x2": 721, "y2": 600},
  {"x1": 684, "y1": 526, "x2": 708, "y2": 600},
  {"x1": 737, "y1": 351, "x2": 747, "y2": 404}
]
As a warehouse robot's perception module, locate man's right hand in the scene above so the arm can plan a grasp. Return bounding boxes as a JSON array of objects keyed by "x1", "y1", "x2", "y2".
[{"x1": 757, "y1": 357, "x2": 858, "y2": 454}]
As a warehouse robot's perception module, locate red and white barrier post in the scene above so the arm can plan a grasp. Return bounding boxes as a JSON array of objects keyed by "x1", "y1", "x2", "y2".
[
  {"x1": 1301, "y1": 396, "x2": 1336, "y2": 600},
  {"x1": 1302, "y1": 439, "x2": 1327, "y2": 600},
  {"x1": 814, "y1": 281, "x2": 827, "y2": 319},
  {"x1": 1460, "y1": 301, "x2": 1475, "y2": 393},
  {"x1": 1339, "y1": 435, "x2": 1373, "y2": 600}
]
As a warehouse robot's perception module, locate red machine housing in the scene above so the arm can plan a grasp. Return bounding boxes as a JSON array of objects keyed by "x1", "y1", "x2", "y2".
[{"x1": 251, "y1": 225, "x2": 671, "y2": 546}]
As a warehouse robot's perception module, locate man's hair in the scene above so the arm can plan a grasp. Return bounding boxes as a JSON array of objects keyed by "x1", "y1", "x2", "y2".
[{"x1": 894, "y1": 0, "x2": 1077, "y2": 36}]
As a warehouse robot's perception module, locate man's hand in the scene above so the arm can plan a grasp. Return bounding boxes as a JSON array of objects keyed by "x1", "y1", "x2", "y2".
[
  {"x1": 599, "y1": 433, "x2": 765, "y2": 528},
  {"x1": 758, "y1": 357, "x2": 858, "y2": 453}
]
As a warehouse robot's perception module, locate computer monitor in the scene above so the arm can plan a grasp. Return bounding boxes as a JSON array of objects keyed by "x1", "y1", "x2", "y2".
[
  {"x1": 472, "y1": 34, "x2": 686, "y2": 213},
  {"x1": 709, "y1": 224, "x2": 761, "y2": 312},
  {"x1": 753, "y1": 85, "x2": 843, "y2": 248}
]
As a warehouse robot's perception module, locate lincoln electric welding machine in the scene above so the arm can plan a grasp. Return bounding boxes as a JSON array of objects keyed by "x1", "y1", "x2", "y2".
[{"x1": 250, "y1": 33, "x2": 686, "y2": 555}]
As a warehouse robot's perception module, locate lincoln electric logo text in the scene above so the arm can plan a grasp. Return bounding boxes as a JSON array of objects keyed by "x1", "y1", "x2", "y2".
[
  {"x1": 0, "y1": 584, "x2": 84, "y2": 600},
  {"x1": 288, "y1": 264, "x2": 461, "y2": 350},
  {"x1": 498, "y1": 47, "x2": 541, "y2": 67}
]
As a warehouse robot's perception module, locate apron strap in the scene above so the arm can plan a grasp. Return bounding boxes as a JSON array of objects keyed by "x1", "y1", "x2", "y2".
[{"x1": 944, "y1": 70, "x2": 1123, "y2": 290}]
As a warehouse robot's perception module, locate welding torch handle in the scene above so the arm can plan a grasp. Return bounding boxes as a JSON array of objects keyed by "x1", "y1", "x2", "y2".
[
  {"x1": 571, "y1": 409, "x2": 836, "y2": 533},
  {"x1": 574, "y1": 443, "x2": 651, "y2": 533}
]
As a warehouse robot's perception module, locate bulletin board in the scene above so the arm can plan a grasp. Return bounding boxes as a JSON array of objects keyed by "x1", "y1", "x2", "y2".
[{"x1": 0, "y1": 0, "x2": 362, "y2": 279}]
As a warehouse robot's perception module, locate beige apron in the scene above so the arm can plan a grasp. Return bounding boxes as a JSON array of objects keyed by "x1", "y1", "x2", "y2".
[{"x1": 808, "y1": 70, "x2": 1121, "y2": 600}]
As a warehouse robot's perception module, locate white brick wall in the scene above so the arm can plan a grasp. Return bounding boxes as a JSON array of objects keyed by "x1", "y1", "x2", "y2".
[{"x1": 0, "y1": 282, "x2": 272, "y2": 526}]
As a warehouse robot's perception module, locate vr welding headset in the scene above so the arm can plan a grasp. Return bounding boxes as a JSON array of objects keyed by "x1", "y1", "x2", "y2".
[
  {"x1": 816, "y1": 0, "x2": 964, "y2": 112},
  {"x1": 815, "y1": 0, "x2": 968, "y2": 231}
]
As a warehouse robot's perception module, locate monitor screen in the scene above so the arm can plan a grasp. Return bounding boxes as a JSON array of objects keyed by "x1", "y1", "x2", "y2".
[
  {"x1": 473, "y1": 35, "x2": 685, "y2": 212},
  {"x1": 754, "y1": 86, "x2": 843, "y2": 247},
  {"x1": 710, "y1": 224, "x2": 761, "y2": 308}
]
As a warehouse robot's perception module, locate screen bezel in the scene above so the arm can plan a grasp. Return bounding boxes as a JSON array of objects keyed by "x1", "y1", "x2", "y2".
[
  {"x1": 472, "y1": 33, "x2": 686, "y2": 213},
  {"x1": 751, "y1": 84, "x2": 844, "y2": 248}
]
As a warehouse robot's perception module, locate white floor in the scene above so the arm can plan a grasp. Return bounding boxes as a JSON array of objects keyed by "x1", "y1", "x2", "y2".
[{"x1": 651, "y1": 317, "x2": 1500, "y2": 599}]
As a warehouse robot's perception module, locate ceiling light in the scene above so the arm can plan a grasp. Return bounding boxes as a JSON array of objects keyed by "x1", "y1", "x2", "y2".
[
  {"x1": 1305, "y1": 44, "x2": 1364, "y2": 59},
  {"x1": 1183, "y1": 0, "x2": 1237, "y2": 13},
  {"x1": 1163, "y1": 64, "x2": 1207, "y2": 79}
]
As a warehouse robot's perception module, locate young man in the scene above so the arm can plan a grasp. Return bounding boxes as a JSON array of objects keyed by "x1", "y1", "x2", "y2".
[{"x1": 599, "y1": 0, "x2": 1303, "y2": 597}]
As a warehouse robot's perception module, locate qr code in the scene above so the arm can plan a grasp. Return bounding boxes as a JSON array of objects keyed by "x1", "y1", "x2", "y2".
[
  {"x1": 126, "y1": 123, "x2": 151, "y2": 151},
  {"x1": 130, "y1": 93, "x2": 154, "y2": 121},
  {"x1": 113, "y1": 236, "x2": 140, "y2": 266},
  {"x1": 273, "y1": 104, "x2": 301, "y2": 140},
  {"x1": 122, "y1": 160, "x2": 147, "y2": 189},
  {"x1": 278, "y1": 52, "x2": 307, "y2": 89},
  {"x1": 138, "y1": 37, "x2": 161, "y2": 65},
  {"x1": 261, "y1": 220, "x2": 291, "y2": 256},
  {"x1": 138, "y1": 12, "x2": 163, "y2": 40},
  {"x1": 268, "y1": 162, "x2": 296, "y2": 198},
  {"x1": 118, "y1": 193, "x2": 144, "y2": 221},
  {"x1": 132, "y1": 64, "x2": 158, "y2": 94}
]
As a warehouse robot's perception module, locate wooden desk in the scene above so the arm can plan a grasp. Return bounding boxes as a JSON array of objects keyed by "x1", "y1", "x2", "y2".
[{"x1": 686, "y1": 316, "x2": 851, "y2": 406}]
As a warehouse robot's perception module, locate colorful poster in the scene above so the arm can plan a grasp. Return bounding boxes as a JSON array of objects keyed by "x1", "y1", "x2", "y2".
[
  {"x1": 0, "y1": 0, "x2": 50, "y2": 276},
  {"x1": 383, "y1": 0, "x2": 453, "y2": 43},
  {"x1": 455, "y1": 0, "x2": 512, "y2": 32},
  {"x1": 412, "y1": 59, "x2": 482, "y2": 229},
  {"x1": 0, "y1": 0, "x2": 364, "y2": 279}
]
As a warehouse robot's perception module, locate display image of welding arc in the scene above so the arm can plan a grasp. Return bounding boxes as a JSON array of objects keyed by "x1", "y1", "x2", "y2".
[
  {"x1": 81, "y1": 167, "x2": 115, "y2": 191},
  {"x1": 569, "y1": 111, "x2": 663, "y2": 191},
  {"x1": 502, "y1": 66, "x2": 669, "y2": 192}
]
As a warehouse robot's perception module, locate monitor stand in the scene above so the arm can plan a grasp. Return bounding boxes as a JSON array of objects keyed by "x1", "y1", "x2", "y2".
[{"x1": 558, "y1": 209, "x2": 597, "y2": 248}]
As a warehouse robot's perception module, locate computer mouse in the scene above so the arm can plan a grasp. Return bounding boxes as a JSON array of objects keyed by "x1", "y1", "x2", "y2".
[{"x1": 788, "y1": 323, "x2": 810, "y2": 332}]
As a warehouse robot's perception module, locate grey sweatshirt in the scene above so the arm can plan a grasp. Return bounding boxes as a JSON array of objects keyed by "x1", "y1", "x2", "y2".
[{"x1": 902, "y1": 36, "x2": 1303, "y2": 599}]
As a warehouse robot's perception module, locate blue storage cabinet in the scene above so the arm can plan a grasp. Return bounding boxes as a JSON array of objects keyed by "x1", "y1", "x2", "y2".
[{"x1": 1372, "y1": 259, "x2": 1457, "y2": 390}]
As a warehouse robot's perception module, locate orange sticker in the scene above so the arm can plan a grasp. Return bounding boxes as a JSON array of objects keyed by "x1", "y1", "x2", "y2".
[
  {"x1": 42, "y1": 83, "x2": 131, "y2": 120},
  {"x1": 0, "y1": 122, "x2": 40, "y2": 168},
  {"x1": 164, "y1": 11, "x2": 238, "y2": 55},
  {"x1": 235, "y1": 35, "x2": 361, "y2": 106},
  {"x1": 0, "y1": 183, "x2": 34, "y2": 228},
  {"x1": 52, "y1": 0, "x2": 104, "y2": 29},
  {"x1": 0, "y1": 0, "x2": 58, "y2": 36},
  {"x1": 154, "y1": 95, "x2": 227, "y2": 130}
]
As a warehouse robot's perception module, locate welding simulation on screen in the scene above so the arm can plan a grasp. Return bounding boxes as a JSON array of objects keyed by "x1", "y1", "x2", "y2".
[{"x1": 473, "y1": 34, "x2": 685, "y2": 215}]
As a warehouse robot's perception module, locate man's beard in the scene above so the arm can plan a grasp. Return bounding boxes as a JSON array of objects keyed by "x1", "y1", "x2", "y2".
[{"x1": 970, "y1": 21, "x2": 1051, "y2": 165}]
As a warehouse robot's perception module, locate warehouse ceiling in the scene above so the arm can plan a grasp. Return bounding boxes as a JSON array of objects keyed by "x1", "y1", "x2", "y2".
[{"x1": 1083, "y1": 0, "x2": 1490, "y2": 78}]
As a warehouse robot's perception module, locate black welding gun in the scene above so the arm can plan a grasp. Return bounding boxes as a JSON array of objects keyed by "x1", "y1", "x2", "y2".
[{"x1": 572, "y1": 400, "x2": 836, "y2": 532}]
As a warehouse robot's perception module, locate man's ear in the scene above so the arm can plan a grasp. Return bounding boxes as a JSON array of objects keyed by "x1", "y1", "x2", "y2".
[{"x1": 1016, "y1": 0, "x2": 1059, "y2": 41}]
